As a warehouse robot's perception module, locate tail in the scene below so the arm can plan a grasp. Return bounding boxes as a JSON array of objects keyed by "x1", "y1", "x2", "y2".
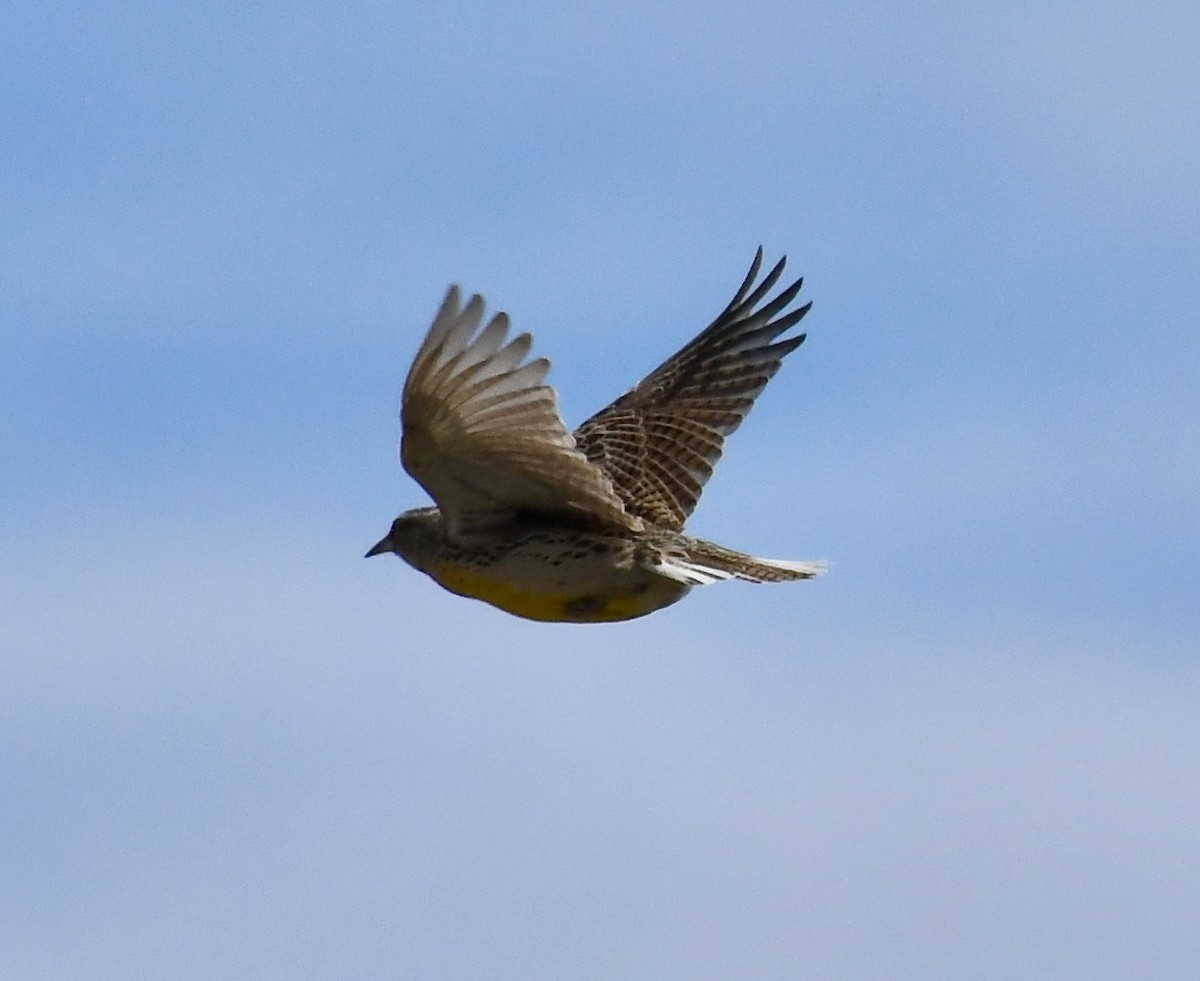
[{"x1": 652, "y1": 536, "x2": 827, "y2": 586}]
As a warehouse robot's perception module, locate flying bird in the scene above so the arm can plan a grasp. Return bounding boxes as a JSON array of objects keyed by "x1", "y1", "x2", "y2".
[{"x1": 367, "y1": 249, "x2": 825, "y2": 622}]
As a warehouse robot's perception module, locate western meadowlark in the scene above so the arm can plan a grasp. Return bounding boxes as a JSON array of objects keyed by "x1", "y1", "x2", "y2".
[{"x1": 366, "y1": 248, "x2": 825, "y2": 622}]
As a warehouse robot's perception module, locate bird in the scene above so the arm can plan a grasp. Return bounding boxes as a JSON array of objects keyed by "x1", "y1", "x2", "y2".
[{"x1": 366, "y1": 248, "x2": 825, "y2": 623}]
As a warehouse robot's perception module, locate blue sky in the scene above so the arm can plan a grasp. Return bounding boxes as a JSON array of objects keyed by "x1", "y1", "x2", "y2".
[{"x1": 3, "y1": 0, "x2": 1198, "y2": 977}]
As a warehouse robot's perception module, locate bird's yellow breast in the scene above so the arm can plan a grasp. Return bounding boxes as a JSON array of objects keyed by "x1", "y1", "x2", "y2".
[{"x1": 429, "y1": 561, "x2": 685, "y2": 623}]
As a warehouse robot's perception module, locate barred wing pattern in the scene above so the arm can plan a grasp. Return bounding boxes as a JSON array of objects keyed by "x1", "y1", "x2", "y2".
[
  {"x1": 573, "y1": 249, "x2": 810, "y2": 531},
  {"x1": 401, "y1": 286, "x2": 639, "y2": 538}
]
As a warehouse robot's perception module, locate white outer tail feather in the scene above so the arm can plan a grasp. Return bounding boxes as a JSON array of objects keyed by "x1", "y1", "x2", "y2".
[
  {"x1": 754, "y1": 557, "x2": 829, "y2": 579},
  {"x1": 653, "y1": 554, "x2": 827, "y2": 586}
]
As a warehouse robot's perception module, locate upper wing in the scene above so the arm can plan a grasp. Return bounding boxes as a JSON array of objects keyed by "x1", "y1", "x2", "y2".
[
  {"x1": 573, "y1": 249, "x2": 810, "y2": 531},
  {"x1": 400, "y1": 286, "x2": 640, "y2": 538}
]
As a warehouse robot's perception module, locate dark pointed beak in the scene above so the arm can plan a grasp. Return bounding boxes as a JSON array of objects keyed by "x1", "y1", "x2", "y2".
[{"x1": 365, "y1": 536, "x2": 392, "y2": 558}]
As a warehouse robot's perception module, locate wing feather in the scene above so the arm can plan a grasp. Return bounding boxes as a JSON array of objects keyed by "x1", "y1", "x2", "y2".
[
  {"x1": 400, "y1": 286, "x2": 639, "y2": 538},
  {"x1": 574, "y1": 249, "x2": 810, "y2": 531}
]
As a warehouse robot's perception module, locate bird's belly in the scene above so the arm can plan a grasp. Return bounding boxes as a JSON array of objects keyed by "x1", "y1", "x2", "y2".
[{"x1": 428, "y1": 551, "x2": 688, "y2": 623}]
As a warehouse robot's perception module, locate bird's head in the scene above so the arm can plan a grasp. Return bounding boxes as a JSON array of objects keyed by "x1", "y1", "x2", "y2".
[{"x1": 365, "y1": 506, "x2": 442, "y2": 570}]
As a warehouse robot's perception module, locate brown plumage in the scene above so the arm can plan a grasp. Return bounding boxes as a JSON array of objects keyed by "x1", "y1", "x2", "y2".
[
  {"x1": 367, "y1": 249, "x2": 825, "y2": 623},
  {"x1": 574, "y1": 248, "x2": 810, "y2": 530}
]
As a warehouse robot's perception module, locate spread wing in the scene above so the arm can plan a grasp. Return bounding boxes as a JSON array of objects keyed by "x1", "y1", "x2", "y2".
[
  {"x1": 400, "y1": 286, "x2": 640, "y2": 538},
  {"x1": 573, "y1": 249, "x2": 810, "y2": 531}
]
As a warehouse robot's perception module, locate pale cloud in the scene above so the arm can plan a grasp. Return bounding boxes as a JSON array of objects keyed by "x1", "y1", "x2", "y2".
[{"x1": 5, "y1": 532, "x2": 1198, "y2": 978}]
